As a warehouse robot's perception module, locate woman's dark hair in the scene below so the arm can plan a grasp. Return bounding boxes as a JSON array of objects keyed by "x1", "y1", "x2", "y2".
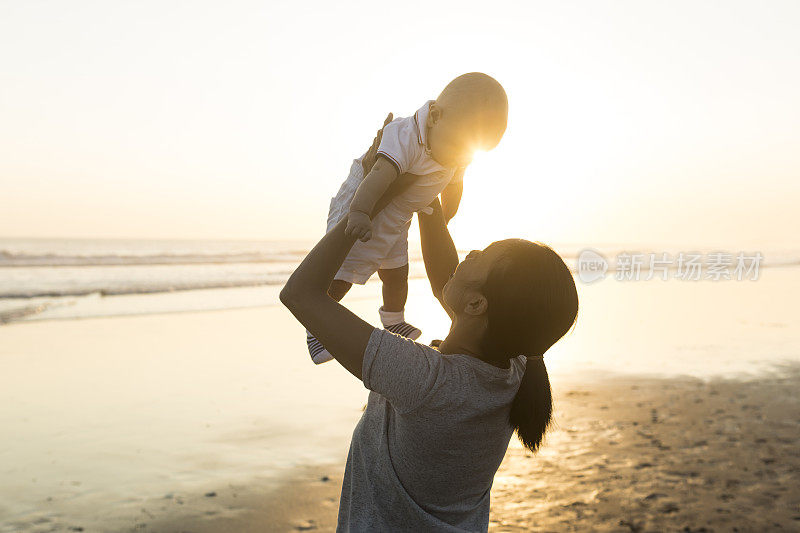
[{"x1": 480, "y1": 239, "x2": 579, "y2": 452}]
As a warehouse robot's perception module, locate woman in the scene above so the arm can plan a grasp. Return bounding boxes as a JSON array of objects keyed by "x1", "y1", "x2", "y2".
[{"x1": 280, "y1": 121, "x2": 579, "y2": 532}]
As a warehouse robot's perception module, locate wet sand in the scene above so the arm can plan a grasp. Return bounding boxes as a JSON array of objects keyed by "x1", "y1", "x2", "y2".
[
  {"x1": 170, "y1": 372, "x2": 800, "y2": 533},
  {"x1": 490, "y1": 369, "x2": 800, "y2": 532},
  {"x1": 10, "y1": 369, "x2": 798, "y2": 532},
  {"x1": 7, "y1": 463, "x2": 346, "y2": 533},
  {"x1": 0, "y1": 305, "x2": 365, "y2": 533}
]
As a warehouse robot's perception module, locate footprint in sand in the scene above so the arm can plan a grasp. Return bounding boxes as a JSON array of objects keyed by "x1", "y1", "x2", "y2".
[{"x1": 295, "y1": 519, "x2": 317, "y2": 531}]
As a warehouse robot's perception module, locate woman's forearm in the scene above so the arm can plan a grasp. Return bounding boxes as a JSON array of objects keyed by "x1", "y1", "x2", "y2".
[
  {"x1": 441, "y1": 182, "x2": 463, "y2": 222},
  {"x1": 281, "y1": 148, "x2": 396, "y2": 302},
  {"x1": 280, "y1": 218, "x2": 355, "y2": 304},
  {"x1": 279, "y1": 214, "x2": 375, "y2": 380},
  {"x1": 418, "y1": 199, "x2": 459, "y2": 304}
]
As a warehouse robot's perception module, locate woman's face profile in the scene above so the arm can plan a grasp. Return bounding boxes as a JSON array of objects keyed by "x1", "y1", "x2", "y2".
[{"x1": 442, "y1": 242, "x2": 508, "y2": 314}]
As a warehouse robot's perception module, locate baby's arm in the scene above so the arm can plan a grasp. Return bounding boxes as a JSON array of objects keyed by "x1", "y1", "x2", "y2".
[
  {"x1": 345, "y1": 156, "x2": 399, "y2": 241},
  {"x1": 441, "y1": 177, "x2": 463, "y2": 223}
]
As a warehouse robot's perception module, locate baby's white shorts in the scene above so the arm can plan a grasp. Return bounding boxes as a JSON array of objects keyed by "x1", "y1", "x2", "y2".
[{"x1": 327, "y1": 157, "x2": 410, "y2": 284}]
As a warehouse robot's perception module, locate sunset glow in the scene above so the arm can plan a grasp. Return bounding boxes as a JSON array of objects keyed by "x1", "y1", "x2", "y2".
[{"x1": 1, "y1": 1, "x2": 798, "y2": 249}]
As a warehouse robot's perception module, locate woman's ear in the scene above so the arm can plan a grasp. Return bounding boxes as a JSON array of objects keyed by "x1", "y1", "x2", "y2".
[
  {"x1": 464, "y1": 293, "x2": 488, "y2": 316},
  {"x1": 427, "y1": 103, "x2": 441, "y2": 126}
]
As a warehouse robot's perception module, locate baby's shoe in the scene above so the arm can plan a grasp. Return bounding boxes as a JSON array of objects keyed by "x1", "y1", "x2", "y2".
[
  {"x1": 307, "y1": 330, "x2": 334, "y2": 364},
  {"x1": 379, "y1": 307, "x2": 422, "y2": 340}
]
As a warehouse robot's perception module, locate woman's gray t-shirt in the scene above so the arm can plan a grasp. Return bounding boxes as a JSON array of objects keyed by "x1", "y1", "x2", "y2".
[{"x1": 337, "y1": 328, "x2": 526, "y2": 532}]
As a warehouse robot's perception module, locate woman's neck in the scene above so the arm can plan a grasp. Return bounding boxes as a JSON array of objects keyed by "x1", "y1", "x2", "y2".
[{"x1": 438, "y1": 317, "x2": 510, "y2": 369}]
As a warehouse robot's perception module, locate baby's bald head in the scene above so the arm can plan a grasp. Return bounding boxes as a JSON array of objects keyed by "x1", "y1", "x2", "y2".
[{"x1": 436, "y1": 73, "x2": 508, "y2": 151}]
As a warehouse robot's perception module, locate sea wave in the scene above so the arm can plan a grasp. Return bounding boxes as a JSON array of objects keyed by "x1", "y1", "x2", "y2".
[
  {"x1": 0, "y1": 250, "x2": 309, "y2": 267},
  {"x1": 0, "y1": 300, "x2": 54, "y2": 324},
  {"x1": 4, "y1": 245, "x2": 798, "y2": 269},
  {"x1": 0, "y1": 279, "x2": 290, "y2": 299}
]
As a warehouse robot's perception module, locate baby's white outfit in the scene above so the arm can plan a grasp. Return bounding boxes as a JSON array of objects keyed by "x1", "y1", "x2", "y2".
[{"x1": 327, "y1": 100, "x2": 464, "y2": 284}]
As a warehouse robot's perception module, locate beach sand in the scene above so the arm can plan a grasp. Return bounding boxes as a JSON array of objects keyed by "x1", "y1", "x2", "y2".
[
  {"x1": 2, "y1": 276, "x2": 799, "y2": 532},
  {"x1": 10, "y1": 371, "x2": 797, "y2": 532},
  {"x1": 489, "y1": 370, "x2": 800, "y2": 532},
  {"x1": 98, "y1": 369, "x2": 800, "y2": 533},
  {"x1": 0, "y1": 304, "x2": 365, "y2": 533}
]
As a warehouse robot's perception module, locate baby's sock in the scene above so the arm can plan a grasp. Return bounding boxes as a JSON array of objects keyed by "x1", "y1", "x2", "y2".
[
  {"x1": 306, "y1": 328, "x2": 333, "y2": 364},
  {"x1": 379, "y1": 307, "x2": 422, "y2": 340},
  {"x1": 379, "y1": 307, "x2": 405, "y2": 327}
]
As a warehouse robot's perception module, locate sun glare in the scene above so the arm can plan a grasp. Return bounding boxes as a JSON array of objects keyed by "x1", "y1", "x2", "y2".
[{"x1": 447, "y1": 141, "x2": 588, "y2": 251}]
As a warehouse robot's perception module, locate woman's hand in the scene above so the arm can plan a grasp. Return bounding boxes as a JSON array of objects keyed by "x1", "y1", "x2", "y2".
[
  {"x1": 363, "y1": 113, "x2": 416, "y2": 217},
  {"x1": 346, "y1": 210, "x2": 373, "y2": 242},
  {"x1": 361, "y1": 113, "x2": 393, "y2": 175}
]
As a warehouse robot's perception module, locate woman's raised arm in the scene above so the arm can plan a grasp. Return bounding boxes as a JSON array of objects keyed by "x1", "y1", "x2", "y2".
[
  {"x1": 279, "y1": 113, "x2": 395, "y2": 379},
  {"x1": 280, "y1": 218, "x2": 374, "y2": 379},
  {"x1": 418, "y1": 199, "x2": 459, "y2": 318}
]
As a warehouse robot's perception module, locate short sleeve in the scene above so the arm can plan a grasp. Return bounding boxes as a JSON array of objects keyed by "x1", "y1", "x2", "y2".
[
  {"x1": 376, "y1": 120, "x2": 417, "y2": 175},
  {"x1": 362, "y1": 328, "x2": 445, "y2": 415}
]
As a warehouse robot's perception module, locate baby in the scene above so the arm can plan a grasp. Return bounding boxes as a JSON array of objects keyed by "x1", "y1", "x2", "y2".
[{"x1": 308, "y1": 72, "x2": 508, "y2": 364}]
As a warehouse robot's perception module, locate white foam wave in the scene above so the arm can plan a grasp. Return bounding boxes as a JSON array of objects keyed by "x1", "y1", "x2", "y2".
[
  {"x1": 0, "y1": 279, "x2": 290, "y2": 299},
  {"x1": 0, "y1": 250, "x2": 308, "y2": 267}
]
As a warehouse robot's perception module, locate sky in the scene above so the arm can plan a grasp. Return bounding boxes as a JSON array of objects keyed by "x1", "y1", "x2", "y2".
[{"x1": 1, "y1": 0, "x2": 798, "y2": 250}]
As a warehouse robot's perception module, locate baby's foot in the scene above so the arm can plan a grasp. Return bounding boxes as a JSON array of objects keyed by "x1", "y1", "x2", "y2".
[
  {"x1": 307, "y1": 332, "x2": 334, "y2": 364},
  {"x1": 379, "y1": 307, "x2": 422, "y2": 341},
  {"x1": 384, "y1": 321, "x2": 422, "y2": 340}
]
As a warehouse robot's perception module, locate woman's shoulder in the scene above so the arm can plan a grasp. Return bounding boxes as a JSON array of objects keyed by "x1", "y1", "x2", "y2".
[
  {"x1": 442, "y1": 351, "x2": 525, "y2": 379},
  {"x1": 363, "y1": 329, "x2": 524, "y2": 414}
]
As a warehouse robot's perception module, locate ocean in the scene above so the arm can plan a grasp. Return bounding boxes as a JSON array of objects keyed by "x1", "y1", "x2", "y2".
[
  {"x1": 0, "y1": 238, "x2": 320, "y2": 324},
  {"x1": 3, "y1": 237, "x2": 798, "y2": 326}
]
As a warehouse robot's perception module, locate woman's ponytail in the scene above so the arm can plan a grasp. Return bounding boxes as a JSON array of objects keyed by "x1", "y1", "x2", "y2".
[
  {"x1": 509, "y1": 356, "x2": 552, "y2": 452},
  {"x1": 480, "y1": 240, "x2": 578, "y2": 454}
]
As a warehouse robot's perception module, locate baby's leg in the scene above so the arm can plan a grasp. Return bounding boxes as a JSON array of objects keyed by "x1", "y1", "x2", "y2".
[
  {"x1": 377, "y1": 264, "x2": 408, "y2": 312},
  {"x1": 377, "y1": 265, "x2": 421, "y2": 340},
  {"x1": 328, "y1": 279, "x2": 352, "y2": 302}
]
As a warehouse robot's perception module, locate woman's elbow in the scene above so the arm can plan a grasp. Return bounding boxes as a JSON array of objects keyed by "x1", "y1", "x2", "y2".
[{"x1": 279, "y1": 283, "x2": 299, "y2": 310}]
